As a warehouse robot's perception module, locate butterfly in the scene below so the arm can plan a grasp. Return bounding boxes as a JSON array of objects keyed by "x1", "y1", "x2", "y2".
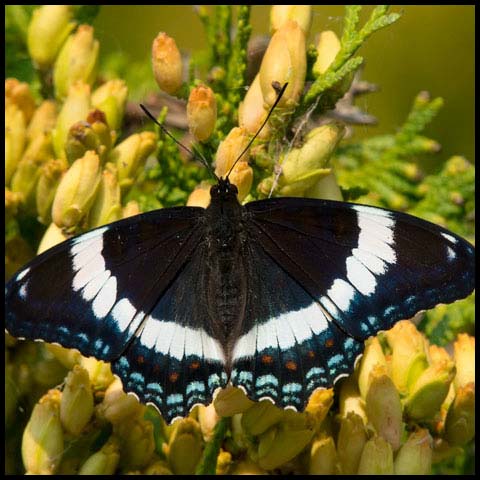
[{"x1": 5, "y1": 174, "x2": 475, "y2": 423}]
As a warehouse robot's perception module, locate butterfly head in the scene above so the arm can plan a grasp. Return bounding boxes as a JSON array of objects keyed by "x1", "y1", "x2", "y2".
[{"x1": 210, "y1": 177, "x2": 238, "y2": 200}]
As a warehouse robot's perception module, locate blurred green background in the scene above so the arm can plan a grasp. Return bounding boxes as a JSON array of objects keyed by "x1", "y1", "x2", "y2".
[{"x1": 93, "y1": 5, "x2": 474, "y2": 166}]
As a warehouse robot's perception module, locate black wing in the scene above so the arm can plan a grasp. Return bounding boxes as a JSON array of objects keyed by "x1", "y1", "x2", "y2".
[
  {"x1": 5, "y1": 207, "x2": 228, "y2": 422},
  {"x1": 230, "y1": 198, "x2": 475, "y2": 409}
]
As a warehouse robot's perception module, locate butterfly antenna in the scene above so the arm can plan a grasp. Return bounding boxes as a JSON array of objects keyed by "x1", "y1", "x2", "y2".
[
  {"x1": 139, "y1": 104, "x2": 219, "y2": 181},
  {"x1": 226, "y1": 82, "x2": 288, "y2": 179}
]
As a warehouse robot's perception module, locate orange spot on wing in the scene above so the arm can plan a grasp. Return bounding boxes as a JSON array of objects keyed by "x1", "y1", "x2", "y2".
[
  {"x1": 137, "y1": 355, "x2": 145, "y2": 364},
  {"x1": 190, "y1": 361, "x2": 200, "y2": 370},
  {"x1": 285, "y1": 360, "x2": 297, "y2": 371},
  {"x1": 325, "y1": 338, "x2": 334, "y2": 348},
  {"x1": 153, "y1": 364, "x2": 161, "y2": 373},
  {"x1": 169, "y1": 372, "x2": 179, "y2": 383},
  {"x1": 307, "y1": 350, "x2": 315, "y2": 359},
  {"x1": 262, "y1": 354, "x2": 273, "y2": 364}
]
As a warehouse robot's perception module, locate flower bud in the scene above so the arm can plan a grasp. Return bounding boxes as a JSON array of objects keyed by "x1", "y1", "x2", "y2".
[
  {"x1": 79, "y1": 356, "x2": 114, "y2": 390},
  {"x1": 122, "y1": 200, "x2": 141, "y2": 218},
  {"x1": 116, "y1": 415, "x2": 155, "y2": 470},
  {"x1": 11, "y1": 132, "x2": 54, "y2": 210},
  {"x1": 45, "y1": 343, "x2": 82, "y2": 370},
  {"x1": 214, "y1": 385, "x2": 254, "y2": 417},
  {"x1": 338, "y1": 375, "x2": 367, "y2": 422},
  {"x1": 91, "y1": 80, "x2": 128, "y2": 131},
  {"x1": 187, "y1": 185, "x2": 211, "y2": 208},
  {"x1": 53, "y1": 82, "x2": 91, "y2": 159},
  {"x1": 111, "y1": 132, "x2": 157, "y2": 190},
  {"x1": 22, "y1": 390, "x2": 64, "y2": 475},
  {"x1": 167, "y1": 418, "x2": 203, "y2": 474},
  {"x1": 152, "y1": 32, "x2": 183, "y2": 95},
  {"x1": 365, "y1": 365, "x2": 403, "y2": 451},
  {"x1": 238, "y1": 74, "x2": 271, "y2": 139},
  {"x1": 36, "y1": 222, "x2": 69, "y2": 255},
  {"x1": 394, "y1": 429, "x2": 432, "y2": 475},
  {"x1": 309, "y1": 435, "x2": 337, "y2": 474},
  {"x1": 51, "y1": 150, "x2": 102, "y2": 230},
  {"x1": 452, "y1": 333, "x2": 474, "y2": 389},
  {"x1": 337, "y1": 412, "x2": 367, "y2": 474},
  {"x1": 144, "y1": 460, "x2": 173, "y2": 475},
  {"x1": 98, "y1": 377, "x2": 142, "y2": 424},
  {"x1": 259, "y1": 20, "x2": 306, "y2": 108},
  {"x1": 358, "y1": 336, "x2": 387, "y2": 399},
  {"x1": 60, "y1": 365, "x2": 94, "y2": 435},
  {"x1": 304, "y1": 170, "x2": 343, "y2": 201},
  {"x1": 65, "y1": 117, "x2": 108, "y2": 165},
  {"x1": 444, "y1": 383, "x2": 475, "y2": 446},
  {"x1": 5, "y1": 104, "x2": 27, "y2": 185},
  {"x1": 257, "y1": 423, "x2": 314, "y2": 470},
  {"x1": 187, "y1": 85, "x2": 217, "y2": 142},
  {"x1": 5, "y1": 78, "x2": 36, "y2": 124},
  {"x1": 215, "y1": 127, "x2": 250, "y2": 178},
  {"x1": 229, "y1": 161, "x2": 253, "y2": 202},
  {"x1": 216, "y1": 450, "x2": 232, "y2": 475},
  {"x1": 27, "y1": 5, "x2": 76, "y2": 69},
  {"x1": 357, "y1": 436, "x2": 394, "y2": 475},
  {"x1": 241, "y1": 400, "x2": 283, "y2": 436},
  {"x1": 305, "y1": 388, "x2": 334, "y2": 425},
  {"x1": 384, "y1": 320, "x2": 429, "y2": 395},
  {"x1": 88, "y1": 166, "x2": 122, "y2": 228},
  {"x1": 36, "y1": 158, "x2": 68, "y2": 225},
  {"x1": 5, "y1": 188, "x2": 23, "y2": 221},
  {"x1": 54, "y1": 25, "x2": 99, "y2": 100},
  {"x1": 78, "y1": 437, "x2": 120, "y2": 475},
  {"x1": 197, "y1": 403, "x2": 220, "y2": 442},
  {"x1": 229, "y1": 460, "x2": 267, "y2": 474},
  {"x1": 404, "y1": 356, "x2": 455, "y2": 420},
  {"x1": 313, "y1": 30, "x2": 341, "y2": 76},
  {"x1": 27, "y1": 100, "x2": 57, "y2": 142},
  {"x1": 270, "y1": 6, "x2": 312, "y2": 35}
]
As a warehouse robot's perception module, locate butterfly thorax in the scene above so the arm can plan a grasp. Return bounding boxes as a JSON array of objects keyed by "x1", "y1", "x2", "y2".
[{"x1": 202, "y1": 181, "x2": 248, "y2": 358}]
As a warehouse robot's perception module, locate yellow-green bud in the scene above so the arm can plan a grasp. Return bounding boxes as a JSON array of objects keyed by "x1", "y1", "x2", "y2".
[
  {"x1": 270, "y1": 5, "x2": 312, "y2": 35},
  {"x1": 5, "y1": 188, "x2": 23, "y2": 221},
  {"x1": 394, "y1": 429, "x2": 432, "y2": 475},
  {"x1": 144, "y1": 459, "x2": 173, "y2": 475},
  {"x1": 45, "y1": 344, "x2": 81, "y2": 370},
  {"x1": 91, "y1": 79, "x2": 128, "y2": 131},
  {"x1": 358, "y1": 336, "x2": 387, "y2": 399},
  {"x1": 313, "y1": 30, "x2": 341, "y2": 76},
  {"x1": 51, "y1": 150, "x2": 102, "y2": 230},
  {"x1": 11, "y1": 132, "x2": 54, "y2": 210},
  {"x1": 186, "y1": 84, "x2": 217, "y2": 142},
  {"x1": 27, "y1": 5, "x2": 75, "y2": 69},
  {"x1": 53, "y1": 81, "x2": 91, "y2": 159},
  {"x1": 238, "y1": 74, "x2": 271, "y2": 139},
  {"x1": 116, "y1": 415, "x2": 155, "y2": 470},
  {"x1": 214, "y1": 385, "x2": 254, "y2": 417},
  {"x1": 304, "y1": 170, "x2": 343, "y2": 201},
  {"x1": 5, "y1": 78, "x2": 36, "y2": 124},
  {"x1": 216, "y1": 450, "x2": 232, "y2": 475},
  {"x1": 88, "y1": 167, "x2": 122, "y2": 228},
  {"x1": 338, "y1": 375, "x2": 367, "y2": 422},
  {"x1": 152, "y1": 32, "x2": 183, "y2": 95},
  {"x1": 259, "y1": 20, "x2": 306, "y2": 108},
  {"x1": 79, "y1": 356, "x2": 114, "y2": 390},
  {"x1": 65, "y1": 117, "x2": 107, "y2": 164},
  {"x1": 197, "y1": 403, "x2": 220, "y2": 442},
  {"x1": 357, "y1": 436, "x2": 394, "y2": 475},
  {"x1": 98, "y1": 377, "x2": 142, "y2": 424},
  {"x1": 453, "y1": 333, "x2": 474, "y2": 389},
  {"x1": 187, "y1": 185, "x2": 211, "y2": 208},
  {"x1": 167, "y1": 418, "x2": 203, "y2": 474},
  {"x1": 267, "y1": 123, "x2": 344, "y2": 197},
  {"x1": 229, "y1": 459, "x2": 267, "y2": 474},
  {"x1": 228, "y1": 161, "x2": 253, "y2": 202},
  {"x1": 337, "y1": 412, "x2": 367, "y2": 474},
  {"x1": 305, "y1": 388, "x2": 334, "y2": 425},
  {"x1": 309, "y1": 435, "x2": 337, "y2": 474},
  {"x1": 385, "y1": 320, "x2": 429, "y2": 395},
  {"x1": 78, "y1": 438, "x2": 120, "y2": 475},
  {"x1": 60, "y1": 365, "x2": 94, "y2": 435},
  {"x1": 241, "y1": 400, "x2": 283, "y2": 436},
  {"x1": 37, "y1": 222, "x2": 69, "y2": 254},
  {"x1": 257, "y1": 423, "x2": 314, "y2": 470},
  {"x1": 215, "y1": 127, "x2": 250, "y2": 178},
  {"x1": 365, "y1": 365, "x2": 403, "y2": 451},
  {"x1": 123, "y1": 200, "x2": 141, "y2": 218},
  {"x1": 27, "y1": 100, "x2": 57, "y2": 142},
  {"x1": 404, "y1": 356, "x2": 455, "y2": 420},
  {"x1": 54, "y1": 24, "x2": 99, "y2": 101},
  {"x1": 111, "y1": 132, "x2": 157, "y2": 190},
  {"x1": 36, "y1": 158, "x2": 68, "y2": 225},
  {"x1": 5, "y1": 103, "x2": 27, "y2": 186},
  {"x1": 22, "y1": 390, "x2": 64, "y2": 475},
  {"x1": 444, "y1": 383, "x2": 475, "y2": 446}
]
